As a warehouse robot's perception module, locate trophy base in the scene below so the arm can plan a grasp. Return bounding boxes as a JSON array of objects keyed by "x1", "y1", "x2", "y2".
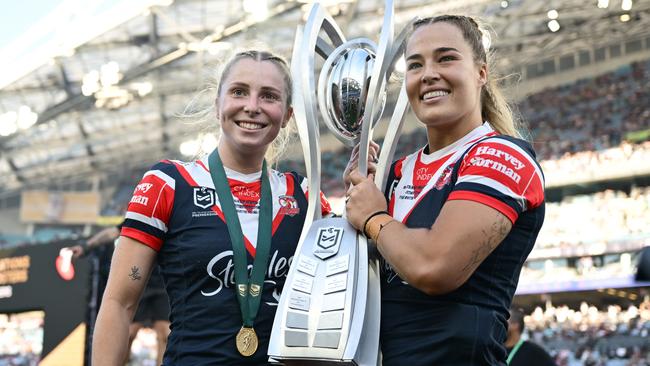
[
  {"x1": 272, "y1": 358, "x2": 357, "y2": 366},
  {"x1": 269, "y1": 217, "x2": 378, "y2": 365}
]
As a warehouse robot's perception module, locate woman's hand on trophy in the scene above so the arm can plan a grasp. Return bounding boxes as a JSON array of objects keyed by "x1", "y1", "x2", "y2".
[
  {"x1": 345, "y1": 170, "x2": 387, "y2": 231},
  {"x1": 343, "y1": 140, "x2": 380, "y2": 191}
]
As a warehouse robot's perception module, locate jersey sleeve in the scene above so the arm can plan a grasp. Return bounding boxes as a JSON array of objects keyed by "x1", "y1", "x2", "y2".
[
  {"x1": 299, "y1": 176, "x2": 333, "y2": 216},
  {"x1": 448, "y1": 138, "x2": 545, "y2": 223},
  {"x1": 120, "y1": 161, "x2": 176, "y2": 251}
]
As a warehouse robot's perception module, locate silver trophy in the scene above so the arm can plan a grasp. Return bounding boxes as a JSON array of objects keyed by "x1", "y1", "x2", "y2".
[{"x1": 269, "y1": 1, "x2": 411, "y2": 364}]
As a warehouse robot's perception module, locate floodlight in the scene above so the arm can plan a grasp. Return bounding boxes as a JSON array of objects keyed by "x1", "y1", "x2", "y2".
[{"x1": 547, "y1": 20, "x2": 560, "y2": 32}]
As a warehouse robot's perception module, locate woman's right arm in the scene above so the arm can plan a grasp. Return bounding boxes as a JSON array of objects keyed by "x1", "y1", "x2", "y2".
[{"x1": 92, "y1": 236, "x2": 157, "y2": 365}]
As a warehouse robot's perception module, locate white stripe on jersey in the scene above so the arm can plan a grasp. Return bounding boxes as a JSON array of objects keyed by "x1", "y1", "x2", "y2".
[
  {"x1": 456, "y1": 174, "x2": 528, "y2": 211},
  {"x1": 143, "y1": 169, "x2": 176, "y2": 189},
  {"x1": 169, "y1": 159, "x2": 214, "y2": 188},
  {"x1": 125, "y1": 211, "x2": 169, "y2": 232},
  {"x1": 482, "y1": 138, "x2": 545, "y2": 188}
]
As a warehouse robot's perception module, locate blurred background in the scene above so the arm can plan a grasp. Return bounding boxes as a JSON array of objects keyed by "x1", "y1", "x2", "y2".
[{"x1": 0, "y1": 0, "x2": 649, "y2": 365}]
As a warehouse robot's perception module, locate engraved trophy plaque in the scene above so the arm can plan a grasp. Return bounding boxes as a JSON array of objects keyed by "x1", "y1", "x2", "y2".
[{"x1": 269, "y1": 1, "x2": 412, "y2": 364}]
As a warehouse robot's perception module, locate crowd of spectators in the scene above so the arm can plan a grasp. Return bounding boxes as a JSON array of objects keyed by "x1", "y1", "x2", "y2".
[
  {"x1": 521, "y1": 301, "x2": 650, "y2": 365},
  {"x1": 533, "y1": 186, "x2": 650, "y2": 259},
  {"x1": 521, "y1": 60, "x2": 650, "y2": 161},
  {"x1": 541, "y1": 141, "x2": 650, "y2": 188},
  {"x1": 0, "y1": 312, "x2": 43, "y2": 366},
  {"x1": 519, "y1": 252, "x2": 637, "y2": 289}
]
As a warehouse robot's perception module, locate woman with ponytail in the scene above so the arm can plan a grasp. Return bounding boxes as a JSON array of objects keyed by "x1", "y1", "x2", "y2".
[
  {"x1": 93, "y1": 49, "x2": 331, "y2": 365},
  {"x1": 345, "y1": 15, "x2": 545, "y2": 365}
]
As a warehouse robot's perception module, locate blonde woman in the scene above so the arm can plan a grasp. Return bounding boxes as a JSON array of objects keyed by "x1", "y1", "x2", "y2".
[{"x1": 93, "y1": 50, "x2": 331, "y2": 365}]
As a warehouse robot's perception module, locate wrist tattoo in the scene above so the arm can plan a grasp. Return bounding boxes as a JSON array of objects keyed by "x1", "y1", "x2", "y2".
[{"x1": 129, "y1": 266, "x2": 142, "y2": 281}]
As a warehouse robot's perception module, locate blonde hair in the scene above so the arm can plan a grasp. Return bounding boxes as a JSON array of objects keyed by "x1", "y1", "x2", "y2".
[
  {"x1": 411, "y1": 15, "x2": 523, "y2": 138},
  {"x1": 178, "y1": 49, "x2": 296, "y2": 166}
]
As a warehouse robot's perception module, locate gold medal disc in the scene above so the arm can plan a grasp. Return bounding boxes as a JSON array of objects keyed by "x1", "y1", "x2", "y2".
[{"x1": 236, "y1": 326, "x2": 258, "y2": 357}]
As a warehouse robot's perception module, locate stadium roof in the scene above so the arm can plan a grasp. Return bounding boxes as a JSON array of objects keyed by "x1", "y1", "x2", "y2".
[{"x1": 1, "y1": 0, "x2": 650, "y2": 196}]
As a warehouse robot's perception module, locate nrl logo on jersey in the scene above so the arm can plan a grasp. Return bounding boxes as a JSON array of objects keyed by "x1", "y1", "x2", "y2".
[{"x1": 193, "y1": 187, "x2": 215, "y2": 209}]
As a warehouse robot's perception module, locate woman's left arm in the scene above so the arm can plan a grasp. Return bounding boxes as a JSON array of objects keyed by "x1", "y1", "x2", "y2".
[{"x1": 346, "y1": 172, "x2": 511, "y2": 295}]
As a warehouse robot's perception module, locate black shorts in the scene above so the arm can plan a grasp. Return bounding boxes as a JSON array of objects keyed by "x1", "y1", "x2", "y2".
[{"x1": 133, "y1": 291, "x2": 170, "y2": 324}]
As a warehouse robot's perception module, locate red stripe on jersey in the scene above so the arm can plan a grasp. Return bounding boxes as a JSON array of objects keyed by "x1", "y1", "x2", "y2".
[
  {"x1": 171, "y1": 161, "x2": 199, "y2": 187},
  {"x1": 244, "y1": 237, "x2": 256, "y2": 258},
  {"x1": 304, "y1": 190, "x2": 333, "y2": 217},
  {"x1": 448, "y1": 190, "x2": 518, "y2": 223},
  {"x1": 388, "y1": 157, "x2": 406, "y2": 215},
  {"x1": 121, "y1": 227, "x2": 163, "y2": 251},
  {"x1": 393, "y1": 158, "x2": 404, "y2": 178},
  {"x1": 208, "y1": 203, "x2": 258, "y2": 256},
  {"x1": 319, "y1": 191, "x2": 332, "y2": 216},
  {"x1": 196, "y1": 159, "x2": 209, "y2": 173}
]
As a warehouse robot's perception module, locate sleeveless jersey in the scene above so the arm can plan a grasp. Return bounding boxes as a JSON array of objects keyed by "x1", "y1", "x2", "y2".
[
  {"x1": 381, "y1": 123, "x2": 545, "y2": 366},
  {"x1": 121, "y1": 155, "x2": 331, "y2": 365}
]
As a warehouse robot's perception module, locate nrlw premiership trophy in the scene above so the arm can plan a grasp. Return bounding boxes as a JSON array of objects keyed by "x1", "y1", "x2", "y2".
[{"x1": 269, "y1": 1, "x2": 412, "y2": 365}]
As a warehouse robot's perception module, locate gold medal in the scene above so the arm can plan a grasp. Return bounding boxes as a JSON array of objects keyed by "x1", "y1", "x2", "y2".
[{"x1": 236, "y1": 326, "x2": 258, "y2": 357}]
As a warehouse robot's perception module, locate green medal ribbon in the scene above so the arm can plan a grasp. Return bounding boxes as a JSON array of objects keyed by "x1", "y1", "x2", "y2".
[
  {"x1": 506, "y1": 338, "x2": 525, "y2": 365},
  {"x1": 208, "y1": 150, "x2": 272, "y2": 329}
]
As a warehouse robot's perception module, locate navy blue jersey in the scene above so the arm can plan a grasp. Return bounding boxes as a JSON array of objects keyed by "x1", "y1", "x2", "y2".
[
  {"x1": 381, "y1": 123, "x2": 545, "y2": 366},
  {"x1": 121, "y1": 156, "x2": 331, "y2": 365}
]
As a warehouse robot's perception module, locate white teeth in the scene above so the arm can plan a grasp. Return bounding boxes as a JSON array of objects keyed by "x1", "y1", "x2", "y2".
[
  {"x1": 422, "y1": 90, "x2": 449, "y2": 99},
  {"x1": 238, "y1": 121, "x2": 264, "y2": 130}
]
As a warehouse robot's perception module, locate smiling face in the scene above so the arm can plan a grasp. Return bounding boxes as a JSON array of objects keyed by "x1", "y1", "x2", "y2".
[
  {"x1": 405, "y1": 21, "x2": 487, "y2": 139},
  {"x1": 216, "y1": 57, "x2": 293, "y2": 166}
]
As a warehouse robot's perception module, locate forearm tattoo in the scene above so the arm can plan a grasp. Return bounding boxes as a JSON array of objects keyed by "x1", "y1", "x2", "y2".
[
  {"x1": 129, "y1": 266, "x2": 142, "y2": 281},
  {"x1": 460, "y1": 213, "x2": 510, "y2": 277}
]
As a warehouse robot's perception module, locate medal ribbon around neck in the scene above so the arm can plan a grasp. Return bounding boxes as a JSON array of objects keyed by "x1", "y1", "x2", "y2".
[{"x1": 208, "y1": 149, "x2": 272, "y2": 356}]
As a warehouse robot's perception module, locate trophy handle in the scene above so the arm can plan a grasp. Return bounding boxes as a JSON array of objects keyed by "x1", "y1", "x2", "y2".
[
  {"x1": 374, "y1": 17, "x2": 416, "y2": 191},
  {"x1": 357, "y1": 0, "x2": 394, "y2": 177},
  {"x1": 375, "y1": 84, "x2": 408, "y2": 191},
  {"x1": 291, "y1": 3, "x2": 346, "y2": 232}
]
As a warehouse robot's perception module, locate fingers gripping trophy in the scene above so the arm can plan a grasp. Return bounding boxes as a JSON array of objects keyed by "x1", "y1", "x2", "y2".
[{"x1": 269, "y1": 1, "x2": 412, "y2": 365}]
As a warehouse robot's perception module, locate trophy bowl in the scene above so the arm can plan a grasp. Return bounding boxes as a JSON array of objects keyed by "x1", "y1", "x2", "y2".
[{"x1": 319, "y1": 42, "x2": 386, "y2": 146}]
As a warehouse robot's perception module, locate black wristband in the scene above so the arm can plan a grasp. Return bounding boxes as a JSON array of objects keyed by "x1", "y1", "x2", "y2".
[{"x1": 362, "y1": 210, "x2": 390, "y2": 237}]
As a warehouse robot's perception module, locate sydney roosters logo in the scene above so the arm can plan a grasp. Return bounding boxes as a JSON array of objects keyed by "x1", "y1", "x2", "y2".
[
  {"x1": 434, "y1": 164, "x2": 454, "y2": 190},
  {"x1": 278, "y1": 195, "x2": 299, "y2": 216}
]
